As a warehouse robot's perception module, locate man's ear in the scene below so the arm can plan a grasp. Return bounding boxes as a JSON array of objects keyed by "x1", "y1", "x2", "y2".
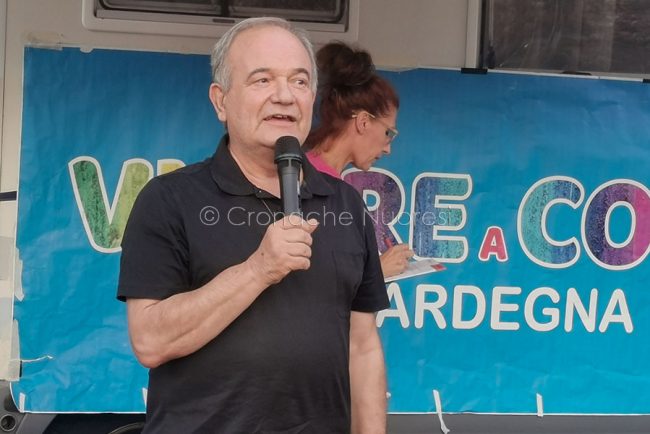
[{"x1": 209, "y1": 83, "x2": 227, "y2": 123}]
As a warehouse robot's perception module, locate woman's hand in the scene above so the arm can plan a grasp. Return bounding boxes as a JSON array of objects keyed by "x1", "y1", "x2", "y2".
[{"x1": 380, "y1": 244, "x2": 414, "y2": 278}]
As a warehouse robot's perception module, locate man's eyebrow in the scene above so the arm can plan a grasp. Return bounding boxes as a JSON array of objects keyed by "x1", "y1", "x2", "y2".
[
  {"x1": 246, "y1": 68, "x2": 270, "y2": 81},
  {"x1": 292, "y1": 68, "x2": 310, "y2": 77},
  {"x1": 246, "y1": 67, "x2": 311, "y2": 80}
]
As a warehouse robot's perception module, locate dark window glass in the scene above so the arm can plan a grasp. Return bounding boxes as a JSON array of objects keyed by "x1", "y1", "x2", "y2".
[
  {"x1": 100, "y1": 0, "x2": 343, "y2": 23},
  {"x1": 481, "y1": 0, "x2": 650, "y2": 74}
]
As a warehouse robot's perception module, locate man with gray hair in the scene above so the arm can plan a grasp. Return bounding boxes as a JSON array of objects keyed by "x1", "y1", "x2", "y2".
[{"x1": 118, "y1": 17, "x2": 389, "y2": 433}]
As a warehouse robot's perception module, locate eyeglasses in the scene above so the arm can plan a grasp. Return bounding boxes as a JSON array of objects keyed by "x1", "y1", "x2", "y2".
[{"x1": 352, "y1": 111, "x2": 399, "y2": 142}]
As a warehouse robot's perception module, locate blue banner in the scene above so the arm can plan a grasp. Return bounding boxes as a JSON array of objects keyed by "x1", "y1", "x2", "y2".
[{"x1": 15, "y1": 47, "x2": 650, "y2": 414}]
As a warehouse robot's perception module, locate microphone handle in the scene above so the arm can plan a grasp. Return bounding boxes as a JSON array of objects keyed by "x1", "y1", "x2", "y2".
[{"x1": 279, "y1": 161, "x2": 301, "y2": 216}]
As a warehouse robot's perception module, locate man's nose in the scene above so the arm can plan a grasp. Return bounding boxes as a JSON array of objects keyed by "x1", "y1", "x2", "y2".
[
  {"x1": 271, "y1": 79, "x2": 295, "y2": 104},
  {"x1": 383, "y1": 143, "x2": 391, "y2": 155}
]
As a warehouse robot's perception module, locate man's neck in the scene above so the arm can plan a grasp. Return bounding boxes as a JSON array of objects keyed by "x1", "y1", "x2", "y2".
[{"x1": 229, "y1": 142, "x2": 281, "y2": 197}]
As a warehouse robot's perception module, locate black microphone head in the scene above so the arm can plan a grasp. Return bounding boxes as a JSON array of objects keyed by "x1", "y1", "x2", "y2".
[
  {"x1": 274, "y1": 136, "x2": 303, "y2": 164},
  {"x1": 274, "y1": 136, "x2": 303, "y2": 215}
]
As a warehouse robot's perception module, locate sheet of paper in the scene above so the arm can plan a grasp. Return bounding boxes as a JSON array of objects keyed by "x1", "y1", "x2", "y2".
[{"x1": 384, "y1": 258, "x2": 446, "y2": 283}]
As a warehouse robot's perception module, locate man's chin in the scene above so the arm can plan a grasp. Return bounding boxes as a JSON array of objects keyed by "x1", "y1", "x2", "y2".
[{"x1": 265, "y1": 132, "x2": 307, "y2": 147}]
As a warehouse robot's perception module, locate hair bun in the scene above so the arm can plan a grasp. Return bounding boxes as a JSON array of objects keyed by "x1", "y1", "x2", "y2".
[{"x1": 317, "y1": 41, "x2": 376, "y2": 89}]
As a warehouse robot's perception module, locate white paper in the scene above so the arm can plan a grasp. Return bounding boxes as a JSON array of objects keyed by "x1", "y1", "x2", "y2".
[{"x1": 384, "y1": 258, "x2": 445, "y2": 282}]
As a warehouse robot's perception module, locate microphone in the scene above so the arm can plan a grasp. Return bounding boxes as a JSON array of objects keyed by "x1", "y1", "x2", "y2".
[{"x1": 274, "y1": 136, "x2": 303, "y2": 216}]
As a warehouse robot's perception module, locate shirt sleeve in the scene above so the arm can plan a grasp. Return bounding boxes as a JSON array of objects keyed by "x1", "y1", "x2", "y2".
[
  {"x1": 117, "y1": 177, "x2": 190, "y2": 301},
  {"x1": 350, "y1": 208, "x2": 390, "y2": 312}
]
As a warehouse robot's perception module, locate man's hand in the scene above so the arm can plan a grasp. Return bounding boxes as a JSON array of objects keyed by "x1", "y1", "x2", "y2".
[
  {"x1": 248, "y1": 216, "x2": 319, "y2": 286},
  {"x1": 379, "y1": 244, "x2": 414, "y2": 278}
]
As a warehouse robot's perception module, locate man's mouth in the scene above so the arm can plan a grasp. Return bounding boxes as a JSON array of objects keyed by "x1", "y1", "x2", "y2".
[{"x1": 264, "y1": 114, "x2": 296, "y2": 122}]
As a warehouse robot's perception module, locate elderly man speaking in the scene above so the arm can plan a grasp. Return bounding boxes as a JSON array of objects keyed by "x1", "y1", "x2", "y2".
[{"x1": 118, "y1": 17, "x2": 389, "y2": 434}]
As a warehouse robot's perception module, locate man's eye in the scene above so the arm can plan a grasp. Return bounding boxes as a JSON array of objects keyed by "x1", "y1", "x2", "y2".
[{"x1": 293, "y1": 78, "x2": 309, "y2": 87}]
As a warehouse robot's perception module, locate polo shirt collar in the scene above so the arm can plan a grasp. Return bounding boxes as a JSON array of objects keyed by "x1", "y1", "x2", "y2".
[{"x1": 210, "y1": 135, "x2": 334, "y2": 198}]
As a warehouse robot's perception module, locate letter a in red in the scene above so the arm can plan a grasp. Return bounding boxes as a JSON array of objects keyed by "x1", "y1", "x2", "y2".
[{"x1": 479, "y1": 226, "x2": 508, "y2": 262}]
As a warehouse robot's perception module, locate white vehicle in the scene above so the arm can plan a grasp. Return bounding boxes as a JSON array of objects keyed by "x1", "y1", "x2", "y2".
[{"x1": 1, "y1": 1, "x2": 649, "y2": 433}]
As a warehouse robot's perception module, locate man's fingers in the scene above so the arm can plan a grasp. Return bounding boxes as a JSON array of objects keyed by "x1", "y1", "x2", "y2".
[
  {"x1": 281, "y1": 227, "x2": 314, "y2": 245},
  {"x1": 293, "y1": 257, "x2": 311, "y2": 270},
  {"x1": 304, "y1": 218, "x2": 319, "y2": 234},
  {"x1": 277, "y1": 216, "x2": 319, "y2": 232},
  {"x1": 280, "y1": 214, "x2": 305, "y2": 227},
  {"x1": 286, "y1": 243, "x2": 312, "y2": 259},
  {"x1": 260, "y1": 217, "x2": 318, "y2": 278}
]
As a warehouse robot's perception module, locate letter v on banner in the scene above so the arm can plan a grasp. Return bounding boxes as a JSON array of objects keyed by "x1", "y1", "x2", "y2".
[{"x1": 69, "y1": 157, "x2": 153, "y2": 253}]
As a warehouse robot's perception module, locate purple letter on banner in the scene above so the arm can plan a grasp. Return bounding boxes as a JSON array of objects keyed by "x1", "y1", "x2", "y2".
[
  {"x1": 343, "y1": 168, "x2": 405, "y2": 253},
  {"x1": 582, "y1": 180, "x2": 650, "y2": 270}
]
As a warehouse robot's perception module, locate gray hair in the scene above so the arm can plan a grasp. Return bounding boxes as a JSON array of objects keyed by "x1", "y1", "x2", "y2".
[{"x1": 210, "y1": 17, "x2": 318, "y2": 93}]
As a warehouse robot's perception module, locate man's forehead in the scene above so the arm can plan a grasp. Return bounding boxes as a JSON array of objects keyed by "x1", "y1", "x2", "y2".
[{"x1": 228, "y1": 26, "x2": 311, "y2": 70}]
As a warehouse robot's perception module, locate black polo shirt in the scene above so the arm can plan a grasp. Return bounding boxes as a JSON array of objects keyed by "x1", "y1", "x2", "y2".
[{"x1": 118, "y1": 136, "x2": 388, "y2": 434}]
